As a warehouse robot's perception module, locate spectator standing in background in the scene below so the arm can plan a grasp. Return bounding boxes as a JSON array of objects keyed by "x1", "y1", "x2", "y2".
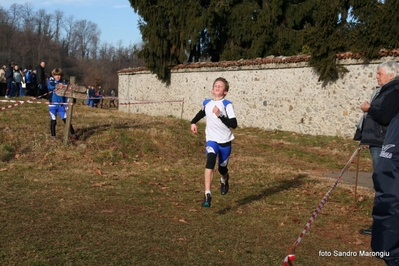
[
  {"x1": 5, "y1": 62, "x2": 14, "y2": 98},
  {"x1": 0, "y1": 65, "x2": 6, "y2": 96},
  {"x1": 94, "y1": 89, "x2": 101, "y2": 107},
  {"x1": 110, "y1": 88, "x2": 116, "y2": 108},
  {"x1": 371, "y1": 111, "x2": 399, "y2": 265},
  {"x1": 357, "y1": 61, "x2": 399, "y2": 236},
  {"x1": 36, "y1": 61, "x2": 47, "y2": 98},
  {"x1": 88, "y1": 85, "x2": 95, "y2": 107},
  {"x1": 11, "y1": 64, "x2": 24, "y2": 97},
  {"x1": 24, "y1": 66, "x2": 34, "y2": 96}
]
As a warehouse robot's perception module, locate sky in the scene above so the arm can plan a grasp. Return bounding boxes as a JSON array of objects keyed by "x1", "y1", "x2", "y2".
[{"x1": 1, "y1": 0, "x2": 143, "y2": 47}]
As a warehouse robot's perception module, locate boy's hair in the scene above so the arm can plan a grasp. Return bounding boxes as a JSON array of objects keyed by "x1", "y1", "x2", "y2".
[
  {"x1": 51, "y1": 68, "x2": 63, "y2": 76},
  {"x1": 213, "y1": 77, "x2": 230, "y2": 92}
]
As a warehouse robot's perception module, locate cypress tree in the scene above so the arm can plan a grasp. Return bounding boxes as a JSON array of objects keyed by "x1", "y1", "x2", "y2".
[
  {"x1": 303, "y1": 0, "x2": 351, "y2": 82},
  {"x1": 350, "y1": 0, "x2": 399, "y2": 59},
  {"x1": 129, "y1": 0, "x2": 398, "y2": 83}
]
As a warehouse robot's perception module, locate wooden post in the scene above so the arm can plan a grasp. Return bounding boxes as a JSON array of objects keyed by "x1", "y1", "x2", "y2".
[
  {"x1": 63, "y1": 100, "x2": 73, "y2": 145},
  {"x1": 63, "y1": 76, "x2": 76, "y2": 145},
  {"x1": 180, "y1": 98, "x2": 184, "y2": 120},
  {"x1": 354, "y1": 147, "x2": 361, "y2": 206}
]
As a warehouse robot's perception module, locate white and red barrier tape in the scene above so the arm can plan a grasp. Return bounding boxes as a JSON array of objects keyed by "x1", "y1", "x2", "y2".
[
  {"x1": 0, "y1": 99, "x2": 69, "y2": 105},
  {"x1": 283, "y1": 146, "x2": 367, "y2": 266},
  {"x1": 0, "y1": 99, "x2": 70, "y2": 111},
  {"x1": 0, "y1": 100, "x2": 27, "y2": 110},
  {"x1": 0, "y1": 97, "x2": 184, "y2": 111},
  {"x1": 118, "y1": 99, "x2": 184, "y2": 105},
  {"x1": 0, "y1": 83, "x2": 66, "y2": 111}
]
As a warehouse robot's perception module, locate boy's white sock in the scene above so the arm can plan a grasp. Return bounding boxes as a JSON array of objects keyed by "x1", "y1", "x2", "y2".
[{"x1": 205, "y1": 190, "x2": 211, "y2": 195}]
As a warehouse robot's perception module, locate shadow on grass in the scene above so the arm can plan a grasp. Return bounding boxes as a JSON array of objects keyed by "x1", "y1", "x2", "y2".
[
  {"x1": 217, "y1": 174, "x2": 308, "y2": 215},
  {"x1": 76, "y1": 124, "x2": 112, "y2": 141},
  {"x1": 76, "y1": 121, "x2": 145, "y2": 140}
]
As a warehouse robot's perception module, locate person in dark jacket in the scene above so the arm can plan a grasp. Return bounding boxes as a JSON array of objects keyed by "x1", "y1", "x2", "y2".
[
  {"x1": 371, "y1": 111, "x2": 399, "y2": 266},
  {"x1": 5, "y1": 62, "x2": 14, "y2": 98},
  {"x1": 358, "y1": 60, "x2": 399, "y2": 235},
  {"x1": 35, "y1": 61, "x2": 47, "y2": 98}
]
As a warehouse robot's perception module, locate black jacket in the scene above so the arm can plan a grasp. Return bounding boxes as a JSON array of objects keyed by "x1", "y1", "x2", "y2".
[
  {"x1": 35, "y1": 64, "x2": 46, "y2": 86},
  {"x1": 5, "y1": 65, "x2": 13, "y2": 82},
  {"x1": 360, "y1": 78, "x2": 399, "y2": 146},
  {"x1": 371, "y1": 111, "x2": 399, "y2": 261}
]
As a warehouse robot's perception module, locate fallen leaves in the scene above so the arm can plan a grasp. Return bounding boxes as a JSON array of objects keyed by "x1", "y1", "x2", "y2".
[
  {"x1": 91, "y1": 182, "x2": 108, "y2": 187},
  {"x1": 93, "y1": 167, "x2": 102, "y2": 176},
  {"x1": 350, "y1": 238, "x2": 365, "y2": 245}
]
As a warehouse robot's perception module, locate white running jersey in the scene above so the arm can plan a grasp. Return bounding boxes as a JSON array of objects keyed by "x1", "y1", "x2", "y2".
[{"x1": 203, "y1": 98, "x2": 236, "y2": 143}]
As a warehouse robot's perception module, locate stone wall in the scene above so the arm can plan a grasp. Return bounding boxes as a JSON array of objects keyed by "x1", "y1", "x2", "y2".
[{"x1": 117, "y1": 57, "x2": 398, "y2": 138}]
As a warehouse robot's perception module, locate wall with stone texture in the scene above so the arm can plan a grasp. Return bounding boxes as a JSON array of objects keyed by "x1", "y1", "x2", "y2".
[{"x1": 117, "y1": 57, "x2": 398, "y2": 138}]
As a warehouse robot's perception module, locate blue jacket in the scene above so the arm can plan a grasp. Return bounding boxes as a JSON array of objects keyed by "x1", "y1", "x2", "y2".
[{"x1": 47, "y1": 77, "x2": 68, "y2": 104}]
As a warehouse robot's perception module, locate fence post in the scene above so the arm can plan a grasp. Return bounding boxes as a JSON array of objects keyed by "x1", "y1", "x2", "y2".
[{"x1": 63, "y1": 76, "x2": 76, "y2": 145}]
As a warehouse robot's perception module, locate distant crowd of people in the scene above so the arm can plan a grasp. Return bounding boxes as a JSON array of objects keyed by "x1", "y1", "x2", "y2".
[
  {"x1": 85, "y1": 86, "x2": 117, "y2": 108},
  {"x1": 0, "y1": 62, "x2": 44, "y2": 98},
  {"x1": 0, "y1": 60, "x2": 117, "y2": 142},
  {"x1": 0, "y1": 61, "x2": 118, "y2": 109}
]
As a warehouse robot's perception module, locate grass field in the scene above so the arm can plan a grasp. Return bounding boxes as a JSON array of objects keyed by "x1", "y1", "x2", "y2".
[{"x1": 0, "y1": 99, "x2": 383, "y2": 266}]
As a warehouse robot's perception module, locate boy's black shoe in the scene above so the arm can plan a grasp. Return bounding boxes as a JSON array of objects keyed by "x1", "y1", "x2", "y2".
[
  {"x1": 202, "y1": 193, "x2": 212, "y2": 207},
  {"x1": 359, "y1": 226, "x2": 372, "y2": 236},
  {"x1": 220, "y1": 174, "x2": 229, "y2": 195}
]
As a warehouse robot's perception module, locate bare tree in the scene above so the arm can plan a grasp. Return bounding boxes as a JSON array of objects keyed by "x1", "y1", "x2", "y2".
[
  {"x1": 72, "y1": 19, "x2": 101, "y2": 59},
  {"x1": 0, "y1": 6, "x2": 9, "y2": 24},
  {"x1": 0, "y1": 3, "x2": 143, "y2": 91},
  {"x1": 35, "y1": 9, "x2": 53, "y2": 38},
  {"x1": 53, "y1": 10, "x2": 64, "y2": 43},
  {"x1": 20, "y1": 3, "x2": 35, "y2": 32},
  {"x1": 61, "y1": 15, "x2": 75, "y2": 56},
  {"x1": 0, "y1": 6, "x2": 11, "y2": 62},
  {"x1": 7, "y1": 4, "x2": 21, "y2": 30}
]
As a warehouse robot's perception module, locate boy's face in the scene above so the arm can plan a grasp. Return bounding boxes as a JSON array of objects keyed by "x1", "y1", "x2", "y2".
[
  {"x1": 54, "y1": 74, "x2": 61, "y2": 81},
  {"x1": 211, "y1": 80, "x2": 227, "y2": 98}
]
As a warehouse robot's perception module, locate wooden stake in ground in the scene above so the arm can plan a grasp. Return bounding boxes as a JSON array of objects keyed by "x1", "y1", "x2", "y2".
[
  {"x1": 180, "y1": 98, "x2": 184, "y2": 120},
  {"x1": 354, "y1": 146, "x2": 361, "y2": 206},
  {"x1": 54, "y1": 76, "x2": 87, "y2": 145},
  {"x1": 63, "y1": 99, "x2": 74, "y2": 145}
]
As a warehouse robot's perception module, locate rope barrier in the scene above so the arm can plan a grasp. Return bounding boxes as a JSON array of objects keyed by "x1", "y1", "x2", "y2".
[
  {"x1": 0, "y1": 97, "x2": 184, "y2": 110},
  {"x1": 282, "y1": 145, "x2": 367, "y2": 266},
  {"x1": 0, "y1": 99, "x2": 71, "y2": 111},
  {"x1": 0, "y1": 99, "x2": 69, "y2": 105},
  {"x1": 0, "y1": 100, "x2": 27, "y2": 111},
  {"x1": 118, "y1": 99, "x2": 184, "y2": 105}
]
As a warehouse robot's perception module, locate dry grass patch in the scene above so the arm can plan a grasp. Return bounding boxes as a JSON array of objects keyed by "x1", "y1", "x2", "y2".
[{"x1": 0, "y1": 100, "x2": 382, "y2": 265}]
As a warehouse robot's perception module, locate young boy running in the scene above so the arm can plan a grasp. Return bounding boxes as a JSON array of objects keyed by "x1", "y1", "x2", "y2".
[{"x1": 190, "y1": 77, "x2": 238, "y2": 207}]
